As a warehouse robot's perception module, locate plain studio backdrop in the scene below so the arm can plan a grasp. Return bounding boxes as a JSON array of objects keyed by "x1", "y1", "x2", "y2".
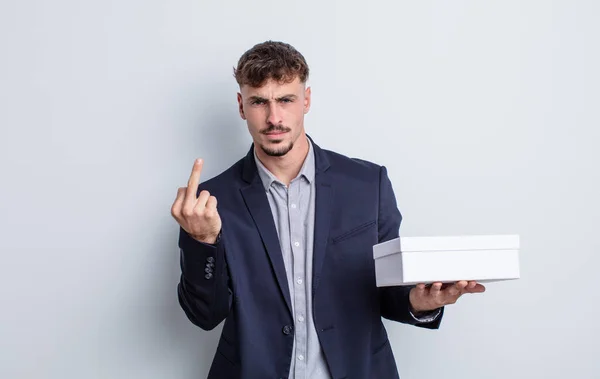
[{"x1": 1, "y1": 1, "x2": 598, "y2": 378}]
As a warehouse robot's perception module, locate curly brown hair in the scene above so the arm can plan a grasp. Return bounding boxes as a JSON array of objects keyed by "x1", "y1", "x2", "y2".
[{"x1": 233, "y1": 41, "x2": 309, "y2": 88}]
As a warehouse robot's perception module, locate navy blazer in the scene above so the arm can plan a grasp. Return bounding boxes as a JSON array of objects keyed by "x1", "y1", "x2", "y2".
[{"x1": 177, "y1": 137, "x2": 443, "y2": 379}]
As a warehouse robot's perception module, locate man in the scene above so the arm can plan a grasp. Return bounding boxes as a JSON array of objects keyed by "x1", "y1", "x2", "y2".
[{"x1": 171, "y1": 41, "x2": 485, "y2": 379}]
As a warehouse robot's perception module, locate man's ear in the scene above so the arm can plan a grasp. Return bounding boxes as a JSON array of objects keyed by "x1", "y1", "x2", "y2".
[
  {"x1": 304, "y1": 86, "x2": 311, "y2": 114},
  {"x1": 237, "y1": 92, "x2": 246, "y2": 120}
]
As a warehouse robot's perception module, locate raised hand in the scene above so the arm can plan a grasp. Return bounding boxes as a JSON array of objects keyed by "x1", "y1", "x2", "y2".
[{"x1": 171, "y1": 159, "x2": 222, "y2": 244}]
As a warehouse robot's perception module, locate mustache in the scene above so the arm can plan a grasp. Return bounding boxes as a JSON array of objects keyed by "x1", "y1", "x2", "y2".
[{"x1": 260, "y1": 124, "x2": 291, "y2": 134}]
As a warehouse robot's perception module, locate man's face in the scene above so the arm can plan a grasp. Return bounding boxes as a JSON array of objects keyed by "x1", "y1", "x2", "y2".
[{"x1": 237, "y1": 77, "x2": 311, "y2": 157}]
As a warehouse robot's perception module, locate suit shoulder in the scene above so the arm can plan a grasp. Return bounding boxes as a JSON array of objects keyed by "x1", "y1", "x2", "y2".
[{"x1": 322, "y1": 148, "x2": 383, "y2": 177}]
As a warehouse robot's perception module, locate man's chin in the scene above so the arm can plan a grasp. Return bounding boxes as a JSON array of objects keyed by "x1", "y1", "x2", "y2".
[{"x1": 260, "y1": 141, "x2": 293, "y2": 157}]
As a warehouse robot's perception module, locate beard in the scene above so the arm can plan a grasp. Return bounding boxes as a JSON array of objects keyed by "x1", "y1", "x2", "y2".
[
  {"x1": 259, "y1": 124, "x2": 294, "y2": 157},
  {"x1": 260, "y1": 141, "x2": 294, "y2": 157}
]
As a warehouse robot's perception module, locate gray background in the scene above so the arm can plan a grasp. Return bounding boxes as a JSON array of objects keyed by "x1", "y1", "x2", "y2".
[{"x1": 1, "y1": 1, "x2": 598, "y2": 378}]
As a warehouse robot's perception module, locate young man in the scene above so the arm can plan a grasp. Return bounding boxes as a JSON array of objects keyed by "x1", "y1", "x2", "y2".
[{"x1": 171, "y1": 41, "x2": 485, "y2": 379}]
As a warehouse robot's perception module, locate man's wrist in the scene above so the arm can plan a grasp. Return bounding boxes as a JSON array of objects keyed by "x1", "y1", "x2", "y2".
[
  {"x1": 409, "y1": 299, "x2": 438, "y2": 315},
  {"x1": 409, "y1": 302, "x2": 426, "y2": 316},
  {"x1": 191, "y1": 231, "x2": 221, "y2": 245},
  {"x1": 408, "y1": 296, "x2": 441, "y2": 322}
]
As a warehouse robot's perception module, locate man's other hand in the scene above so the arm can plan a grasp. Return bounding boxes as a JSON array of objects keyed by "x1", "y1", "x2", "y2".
[{"x1": 409, "y1": 281, "x2": 485, "y2": 313}]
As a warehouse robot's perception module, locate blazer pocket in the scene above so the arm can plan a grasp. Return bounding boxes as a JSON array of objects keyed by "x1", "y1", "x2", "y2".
[{"x1": 331, "y1": 220, "x2": 376, "y2": 244}]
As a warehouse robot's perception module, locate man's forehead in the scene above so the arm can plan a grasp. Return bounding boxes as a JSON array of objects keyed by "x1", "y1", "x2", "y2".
[{"x1": 241, "y1": 78, "x2": 304, "y2": 97}]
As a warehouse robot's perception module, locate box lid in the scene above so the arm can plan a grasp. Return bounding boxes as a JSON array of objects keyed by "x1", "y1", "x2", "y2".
[
  {"x1": 373, "y1": 234, "x2": 520, "y2": 259},
  {"x1": 400, "y1": 234, "x2": 520, "y2": 252},
  {"x1": 372, "y1": 237, "x2": 401, "y2": 259}
]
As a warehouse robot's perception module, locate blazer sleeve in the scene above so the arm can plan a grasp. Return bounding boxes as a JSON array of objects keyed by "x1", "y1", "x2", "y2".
[
  {"x1": 377, "y1": 165, "x2": 443, "y2": 329},
  {"x1": 177, "y1": 227, "x2": 231, "y2": 331}
]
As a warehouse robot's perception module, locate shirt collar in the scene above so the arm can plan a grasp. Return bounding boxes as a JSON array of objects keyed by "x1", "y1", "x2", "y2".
[{"x1": 254, "y1": 137, "x2": 315, "y2": 191}]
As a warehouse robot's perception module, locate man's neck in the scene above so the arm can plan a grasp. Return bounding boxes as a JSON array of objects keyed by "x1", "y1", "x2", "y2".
[{"x1": 255, "y1": 134, "x2": 310, "y2": 186}]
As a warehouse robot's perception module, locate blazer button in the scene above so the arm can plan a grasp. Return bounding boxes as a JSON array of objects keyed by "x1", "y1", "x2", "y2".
[
  {"x1": 205, "y1": 273, "x2": 213, "y2": 280},
  {"x1": 206, "y1": 257, "x2": 215, "y2": 263},
  {"x1": 282, "y1": 325, "x2": 293, "y2": 335}
]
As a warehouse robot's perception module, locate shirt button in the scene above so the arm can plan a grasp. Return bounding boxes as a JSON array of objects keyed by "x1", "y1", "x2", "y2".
[
  {"x1": 298, "y1": 315, "x2": 304, "y2": 322},
  {"x1": 298, "y1": 355, "x2": 304, "y2": 361},
  {"x1": 291, "y1": 203, "x2": 297, "y2": 209},
  {"x1": 297, "y1": 278, "x2": 303, "y2": 285},
  {"x1": 294, "y1": 242, "x2": 300, "y2": 247}
]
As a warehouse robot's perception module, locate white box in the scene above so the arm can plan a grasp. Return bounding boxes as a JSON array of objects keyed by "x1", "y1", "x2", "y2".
[{"x1": 373, "y1": 235, "x2": 520, "y2": 286}]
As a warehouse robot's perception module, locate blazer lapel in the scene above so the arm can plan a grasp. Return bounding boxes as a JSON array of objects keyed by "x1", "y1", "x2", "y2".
[
  {"x1": 240, "y1": 147, "x2": 293, "y2": 316},
  {"x1": 310, "y1": 136, "x2": 332, "y2": 294},
  {"x1": 312, "y1": 175, "x2": 332, "y2": 293}
]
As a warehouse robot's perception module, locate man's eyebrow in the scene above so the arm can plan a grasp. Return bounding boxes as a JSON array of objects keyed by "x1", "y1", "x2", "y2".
[
  {"x1": 247, "y1": 94, "x2": 297, "y2": 102},
  {"x1": 276, "y1": 94, "x2": 297, "y2": 101},
  {"x1": 248, "y1": 95, "x2": 267, "y2": 102}
]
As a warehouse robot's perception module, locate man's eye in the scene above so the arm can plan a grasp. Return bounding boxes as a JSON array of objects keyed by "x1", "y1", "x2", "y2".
[
  {"x1": 281, "y1": 98, "x2": 292, "y2": 103},
  {"x1": 252, "y1": 100, "x2": 265, "y2": 105}
]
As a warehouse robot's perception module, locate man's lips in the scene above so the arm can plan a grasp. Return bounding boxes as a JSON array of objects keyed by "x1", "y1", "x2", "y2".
[{"x1": 263, "y1": 130, "x2": 288, "y2": 138}]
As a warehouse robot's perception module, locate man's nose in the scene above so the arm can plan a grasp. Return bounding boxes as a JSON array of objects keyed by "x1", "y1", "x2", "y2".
[{"x1": 266, "y1": 103, "x2": 283, "y2": 126}]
